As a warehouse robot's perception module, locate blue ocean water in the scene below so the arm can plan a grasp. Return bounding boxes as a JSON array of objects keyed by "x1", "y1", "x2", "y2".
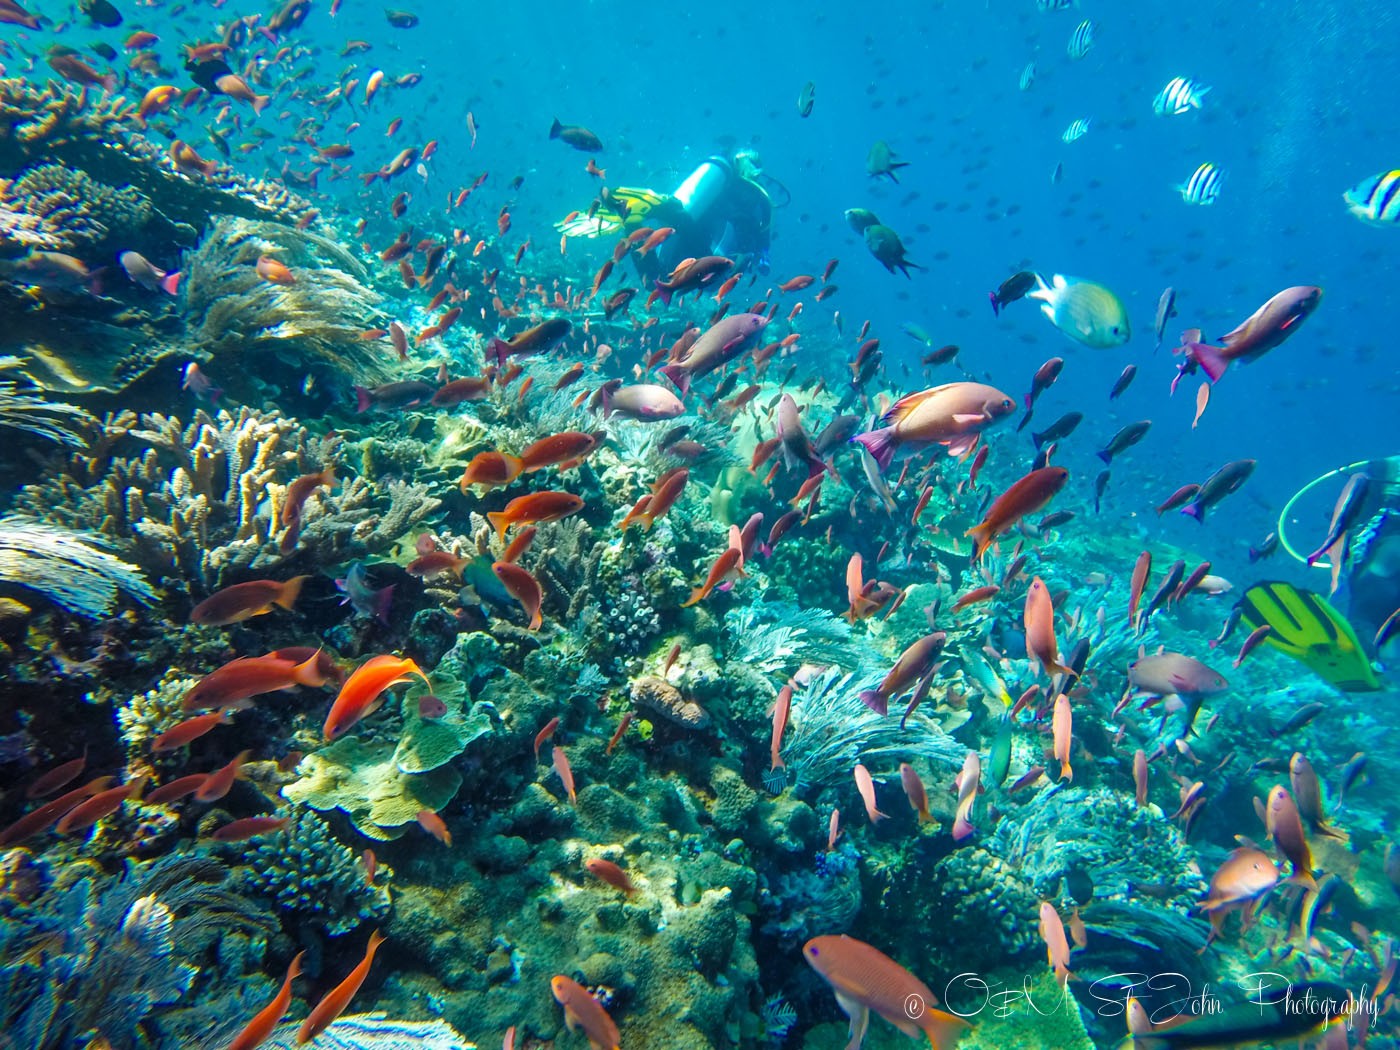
[{"x1": 2, "y1": 0, "x2": 1399, "y2": 1047}]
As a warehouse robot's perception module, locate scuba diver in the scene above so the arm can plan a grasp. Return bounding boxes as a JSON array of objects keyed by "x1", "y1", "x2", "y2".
[
  {"x1": 558, "y1": 147, "x2": 786, "y2": 281},
  {"x1": 1235, "y1": 455, "x2": 1400, "y2": 692}
]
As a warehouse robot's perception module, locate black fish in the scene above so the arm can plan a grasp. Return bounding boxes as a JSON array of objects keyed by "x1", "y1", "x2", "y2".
[
  {"x1": 1269, "y1": 701, "x2": 1326, "y2": 737},
  {"x1": 1093, "y1": 469, "x2": 1110, "y2": 513},
  {"x1": 385, "y1": 8, "x2": 419, "y2": 27},
  {"x1": 1032, "y1": 442, "x2": 1056, "y2": 471},
  {"x1": 91, "y1": 42, "x2": 117, "y2": 61},
  {"x1": 80, "y1": 0, "x2": 122, "y2": 27},
  {"x1": 1181, "y1": 459, "x2": 1255, "y2": 522},
  {"x1": 1126, "y1": 980, "x2": 1352, "y2": 1049},
  {"x1": 1032, "y1": 410, "x2": 1082, "y2": 449},
  {"x1": 1097, "y1": 420, "x2": 1151, "y2": 464},
  {"x1": 1248, "y1": 530, "x2": 1278, "y2": 562},
  {"x1": 1038, "y1": 510, "x2": 1075, "y2": 530},
  {"x1": 1109, "y1": 363, "x2": 1136, "y2": 400},
  {"x1": 988, "y1": 270, "x2": 1036, "y2": 316},
  {"x1": 1153, "y1": 286, "x2": 1177, "y2": 352}
]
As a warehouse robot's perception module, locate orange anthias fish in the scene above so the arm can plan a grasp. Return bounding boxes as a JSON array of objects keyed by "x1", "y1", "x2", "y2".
[
  {"x1": 228, "y1": 951, "x2": 304, "y2": 1050},
  {"x1": 900, "y1": 763, "x2": 932, "y2": 823},
  {"x1": 298, "y1": 931, "x2": 386, "y2": 1044},
  {"x1": 152, "y1": 709, "x2": 235, "y2": 751},
  {"x1": 1052, "y1": 693, "x2": 1074, "y2": 782},
  {"x1": 803, "y1": 935, "x2": 967, "y2": 1050},
  {"x1": 493, "y1": 561, "x2": 544, "y2": 630},
  {"x1": 190, "y1": 577, "x2": 308, "y2": 626},
  {"x1": 1023, "y1": 577, "x2": 1072, "y2": 677},
  {"x1": 256, "y1": 255, "x2": 297, "y2": 285},
  {"x1": 552, "y1": 745, "x2": 577, "y2": 804},
  {"x1": 966, "y1": 466, "x2": 1069, "y2": 562},
  {"x1": 681, "y1": 546, "x2": 745, "y2": 607},
  {"x1": 1039, "y1": 901, "x2": 1073, "y2": 988},
  {"x1": 417, "y1": 808, "x2": 452, "y2": 846},
  {"x1": 486, "y1": 491, "x2": 585, "y2": 541},
  {"x1": 516, "y1": 431, "x2": 601, "y2": 473},
  {"x1": 460, "y1": 450, "x2": 525, "y2": 492},
  {"x1": 183, "y1": 648, "x2": 337, "y2": 711},
  {"x1": 552, "y1": 975, "x2": 620, "y2": 1050},
  {"x1": 323, "y1": 655, "x2": 431, "y2": 740},
  {"x1": 853, "y1": 763, "x2": 886, "y2": 823}
]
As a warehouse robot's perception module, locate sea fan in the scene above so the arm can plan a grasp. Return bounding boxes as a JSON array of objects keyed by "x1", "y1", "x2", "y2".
[
  {"x1": 0, "y1": 515, "x2": 155, "y2": 617},
  {"x1": 258, "y1": 1013, "x2": 476, "y2": 1049},
  {"x1": 723, "y1": 600, "x2": 868, "y2": 678},
  {"x1": 761, "y1": 995, "x2": 798, "y2": 1042},
  {"x1": 0, "y1": 379, "x2": 98, "y2": 447},
  {"x1": 777, "y1": 665, "x2": 967, "y2": 794}
]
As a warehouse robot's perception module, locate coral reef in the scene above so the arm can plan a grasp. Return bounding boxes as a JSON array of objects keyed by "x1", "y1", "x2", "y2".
[
  {"x1": 925, "y1": 846, "x2": 1043, "y2": 972},
  {"x1": 0, "y1": 515, "x2": 155, "y2": 618},
  {"x1": 757, "y1": 845, "x2": 862, "y2": 947},
  {"x1": 0, "y1": 79, "x2": 313, "y2": 226},
  {"x1": 17, "y1": 407, "x2": 439, "y2": 591},
  {"x1": 236, "y1": 808, "x2": 390, "y2": 936},
  {"x1": 630, "y1": 675, "x2": 711, "y2": 729},
  {"x1": 115, "y1": 671, "x2": 200, "y2": 758},
  {"x1": 723, "y1": 599, "x2": 869, "y2": 679},
  {"x1": 600, "y1": 589, "x2": 661, "y2": 656}
]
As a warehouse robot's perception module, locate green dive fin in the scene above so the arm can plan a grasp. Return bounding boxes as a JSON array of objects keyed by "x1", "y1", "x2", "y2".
[{"x1": 1236, "y1": 580, "x2": 1380, "y2": 692}]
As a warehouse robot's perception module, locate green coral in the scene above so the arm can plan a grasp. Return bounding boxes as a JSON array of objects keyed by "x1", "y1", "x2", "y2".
[{"x1": 283, "y1": 736, "x2": 463, "y2": 841}]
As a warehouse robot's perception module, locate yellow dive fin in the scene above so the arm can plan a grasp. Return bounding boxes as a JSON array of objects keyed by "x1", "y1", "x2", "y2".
[
  {"x1": 554, "y1": 186, "x2": 669, "y2": 239},
  {"x1": 1236, "y1": 581, "x2": 1380, "y2": 692}
]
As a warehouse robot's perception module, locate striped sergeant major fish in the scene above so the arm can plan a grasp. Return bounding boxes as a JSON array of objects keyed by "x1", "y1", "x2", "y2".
[
  {"x1": 1019, "y1": 61, "x2": 1036, "y2": 92},
  {"x1": 1343, "y1": 169, "x2": 1400, "y2": 226},
  {"x1": 1178, "y1": 163, "x2": 1223, "y2": 205},
  {"x1": 1067, "y1": 20, "x2": 1095, "y2": 59},
  {"x1": 1153, "y1": 76, "x2": 1211, "y2": 116},
  {"x1": 1061, "y1": 118, "x2": 1091, "y2": 144},
  {"x1": 1037, "y1": 0, "x2": 1077, "y2": 10}
]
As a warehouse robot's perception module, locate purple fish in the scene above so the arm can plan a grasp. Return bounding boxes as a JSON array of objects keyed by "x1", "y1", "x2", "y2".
[
  {"x1": 658, "y1": 313, "x2": 768, "y2": 395},
  {"x1": 334, "y1": 561, "x2": 394, "y2": 626}
]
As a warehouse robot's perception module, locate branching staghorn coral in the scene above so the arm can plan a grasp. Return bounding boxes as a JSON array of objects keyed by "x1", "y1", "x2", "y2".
[
  {"x1": 16, "y1": 407, "x2": 440, "y2": 590},
  {"x1": 181, "y1": 217, "x2": 393, "y2": 385},
  {"x1": 777, "y1": 666, "x2": 968, "y2": 794},
  {"x1": 0, "y1": 516, "x2": 154, "y2": 617}
]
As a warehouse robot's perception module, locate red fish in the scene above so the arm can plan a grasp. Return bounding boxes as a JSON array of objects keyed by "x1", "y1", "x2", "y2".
[
  {"x1": 55, "y1": 776, "x2": 147, "y2": 835},
  {"x1": 324, "y1": 655, "x2": 430, "y2": 740},
  {"x1": 25, "y1": 752, "x2": 88, "y2": 799},
  {"x1": 0, "y1": 777, "x2": 115, "y2": 846},
  {"x1": 486, "y1": 491, "x2": 584, "y2": 540},
  {"x1": 195, "y1": 750, "x2": 251, "y2": 802},
  {"x1": 417, "y1": 808, "x2": 452, "y2": 846},
  {"x1": 152, "y1": 708, "x2": 236, "y2": 751},
  {"x1": 585, "y1": 858, "x2": 636, "y2": 895},
  {"x1": 211, "y1": 815, "x2": 291, "y2": 842},
  {"x1": 183, "y1": 648, "x2": 336, "y2": 712},
  {"x1": 853, "y1": 763, "x2": 886, "y2": 823},
  {"x1": 966, "y1": 467, "x2": 1069, "y2": 561}
]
